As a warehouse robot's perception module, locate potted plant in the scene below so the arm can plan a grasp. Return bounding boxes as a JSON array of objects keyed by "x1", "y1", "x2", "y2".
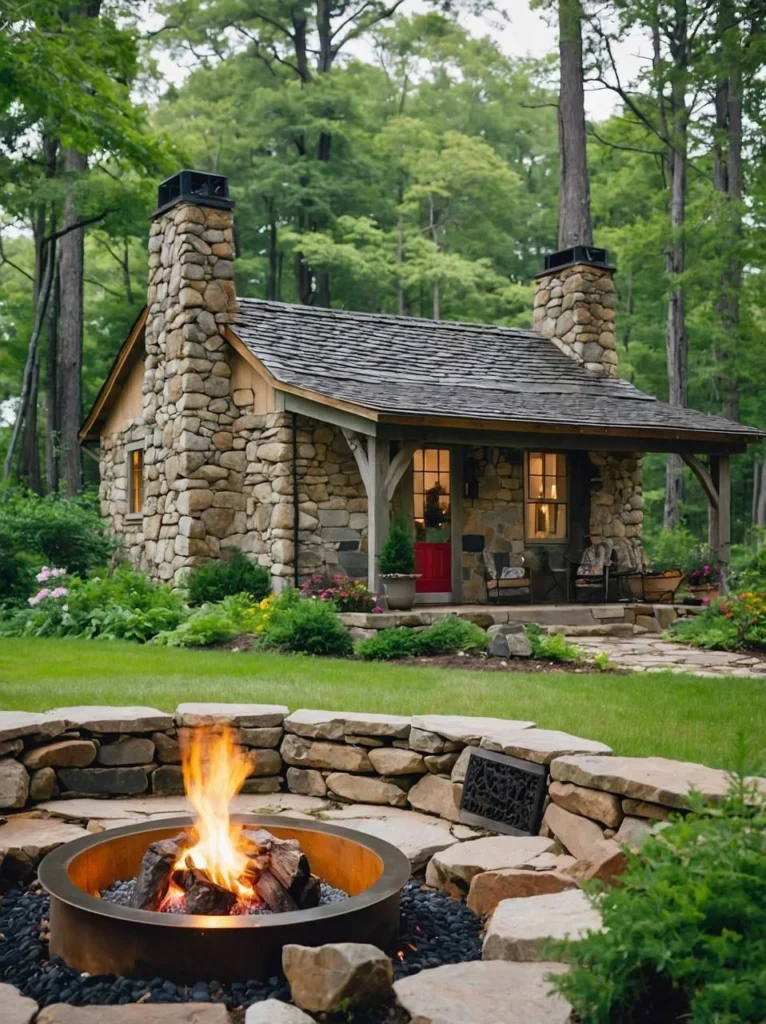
[
  {"x1": 687, "y1": 561, "x2": 724, "y2": 602},
  {"x1": 379, "y1": 519, "x2": 420, "y2": 610},
  {"x1": 627, "y1": 558, "x2": 685, "y2": 604}
]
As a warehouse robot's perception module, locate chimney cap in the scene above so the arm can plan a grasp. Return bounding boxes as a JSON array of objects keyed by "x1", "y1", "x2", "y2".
[
  {"x1": 152, "y1": 169, "x2": 234, "y2": 219},
  {"x1": 536, "y1": 245, "x2": 614, "y2": 277}
]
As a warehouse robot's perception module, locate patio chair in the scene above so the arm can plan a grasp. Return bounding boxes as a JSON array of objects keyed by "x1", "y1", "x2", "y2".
[
  {"x1": 573, "y1": 540, "x2": 617, "y2": 603},
  {"x1": 482, "y1": 550, "x2": 532, "y2": 605},
  {"x1": 541, "y1": 549, "x2": 579, "y2": 603}
]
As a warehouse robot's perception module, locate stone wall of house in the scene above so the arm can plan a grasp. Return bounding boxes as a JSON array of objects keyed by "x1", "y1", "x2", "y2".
[
  {"x1": 533, "y1": 262, "x2": 618, "y2": 378},
  {"x1": 461, "y1": 447, "x2": 525, "y2": 602},
  {"x1": 98, "y1": 420, "x2": 147, "y2": 567},
  {"x1": 588, "y1": 451, "x2": 645, "y2": 570}
]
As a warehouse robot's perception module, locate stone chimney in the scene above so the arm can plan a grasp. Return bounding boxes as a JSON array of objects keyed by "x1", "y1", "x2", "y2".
[
  {"x1": 533, "y1": 246, "x2": 618, "y2": 378},
  {"x1": 142, "y1": 170, "x2": 240, "y2": 583}
]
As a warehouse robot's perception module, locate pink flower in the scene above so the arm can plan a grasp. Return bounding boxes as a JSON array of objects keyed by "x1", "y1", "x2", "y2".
[
  {"x1": 372, "y1": 605, "x2": 383, "y2": 614},
  {"x1": 50, "y1": 587, "x2": 68, "y2": 599},
  {"x1": 28, "y1": 588, "x2": 50, "y2": 606}
]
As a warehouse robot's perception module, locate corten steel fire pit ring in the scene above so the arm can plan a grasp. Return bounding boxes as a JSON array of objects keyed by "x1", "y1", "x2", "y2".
[{"x1": 39, "y1": 815, "x2": 411, "y2": 984}]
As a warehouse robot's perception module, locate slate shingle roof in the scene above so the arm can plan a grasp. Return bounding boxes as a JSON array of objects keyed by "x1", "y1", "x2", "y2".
[{"x1": 232, "y1": 299, "x2": 762, "y2": 441}]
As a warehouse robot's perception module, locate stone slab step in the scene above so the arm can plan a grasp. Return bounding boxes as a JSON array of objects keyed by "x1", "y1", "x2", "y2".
[{"x1": 483, "y1": 889, "x2": 603, "y2": 962}]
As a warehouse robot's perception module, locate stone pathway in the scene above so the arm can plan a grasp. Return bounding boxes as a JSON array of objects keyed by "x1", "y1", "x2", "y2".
[{"x1": 574, "y1": 634, "x2": 766, "y2": 677}]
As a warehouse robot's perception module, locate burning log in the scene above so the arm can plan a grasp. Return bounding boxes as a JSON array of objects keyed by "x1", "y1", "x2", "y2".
[
  {"x1": 298, "y1": 874, "x2": 321, "y2": 910},
  {"x1": 244, "y1": 829, "x2": 309, "y2": 898},
  {"x1": 255, "y1": 870, "x2": 299, "y2": 913},
  {"x1": 131, "y1": 832, "x2": 189, "y2": 911},
  {"x1": 183, "y1": 867, "x2": 237, "y2": 916}
]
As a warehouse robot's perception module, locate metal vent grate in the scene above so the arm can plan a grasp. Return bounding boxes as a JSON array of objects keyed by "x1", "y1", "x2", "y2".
[{"x1": 459, "y1": 746, "x2": 547, "y2": 837}]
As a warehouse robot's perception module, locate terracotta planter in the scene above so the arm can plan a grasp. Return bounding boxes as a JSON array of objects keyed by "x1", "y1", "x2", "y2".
[
  {"x1": 687, "y1": 583, "x2": 720, "y2": 602},
  {"x1": 381, "y1": 574, "x2": 419, "y2": 610},
  {"x1": 627, "y1": 570, "x2": 685, "y2": 604}
]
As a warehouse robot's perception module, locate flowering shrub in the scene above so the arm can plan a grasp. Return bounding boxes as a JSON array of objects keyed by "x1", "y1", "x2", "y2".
[
  {"x1": 670, "y1": 590, "x2": 766, "y2": 651},
  {"x1": 300, "y1": 572, "x2": 379, "y2": 612},
  {"x1": 688, "y1": 562, "x2": 723, "y2": 588}
]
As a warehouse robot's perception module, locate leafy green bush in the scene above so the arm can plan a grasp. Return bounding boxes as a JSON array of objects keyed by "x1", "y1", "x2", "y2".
[
  {"x1": 730, "y1": 543, "x2": 766, "y2": 591},
  {"x1": 526, "y1": 623, "x2": 583, "y2": 663},
  {"x1": 356, "y1": 616, "x2": 488, "y2": 660},
  {"x1": 187, "y1": 549, "x2": 271, "y2": 606},
  {"x1": 0, "y1": 491, "x2": 115, "y2": 602},
  {"x1": 154, "y1": 594, "x2": 251, "y2": 648},
  {"x1": 356, "y1": 627, "x2": 420, "y2": 661},
  {"x1": 643, "y1": 526, "x2": 697, "y2": 573},
  {"x1": 551, "y1": 779, "x2": 766, "y2": 1023},
  {"x1": 260, "y1": 592, "x2": 353, "y2": 656},
  {"x1": 378, "y1": 518, "x2": 415, "y2": 575},
  {"x1": 2, "y1": 565, "x2": 185, "y2": 643},
  {"x1": 669, "y1": 591, "x2": 766, "y2": 651}
]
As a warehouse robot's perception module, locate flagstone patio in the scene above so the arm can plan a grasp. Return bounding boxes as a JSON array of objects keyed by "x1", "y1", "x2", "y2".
[{"x1": 572, "y1": 634, "x2": 766, "y2": 677}]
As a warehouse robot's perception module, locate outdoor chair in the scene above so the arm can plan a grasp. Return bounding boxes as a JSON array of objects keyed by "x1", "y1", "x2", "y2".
[
  {"x1": 540, "y1": 549, "x2": 579, "y2": 602},
  {"x1": 573, "y1": 540, "x2": 617, "y2": 603},
  {"x1": 482, "y1": 550, "x2": 532, "y2": 605}
]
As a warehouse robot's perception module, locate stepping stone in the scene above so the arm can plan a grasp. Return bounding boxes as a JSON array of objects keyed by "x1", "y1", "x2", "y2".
[
  {"x1": 35, "y1": 1004, "x2": 230, "y2": 1022},
  {"x1": 0, "y1": 982, "x2": 37, "y2": 1024},
  {"x1": 336, "y1": 816, "x2": 456, "y2": 873},
  {"x1": 483, "y1": 889, "x2": 603, "y2": 961},
  {"x1": 467, "y1": 867, "x2": 576, "y2": 919},
  {"x1": 394, "y1": 960, "x2": 571, "y2": 1024},
  {"x1": 45, "y1": 706, "x2": 173, "y2": 733},
  {"x1": 0, "y1": 815, "x2": 90, "y2": 862},
  {"x1": 245, "y1": 1002, "x2": 313, "y2": 1024},
  {"x1": 481, "y1": 729, "x2": 612, "y2": 765},
  {"x1": 550, "y1": 754, "x2": 766, "y2": 810},
  {"x1": 411, "y1": 716, "x2": 535, "y2": 745},
  {"x1": 283, "y1": 942, "x2": 393, "y2": 1012},
  {"x1": 175, "y1": 703, "x2": 288, "y2": 728},
  {"x1": 425, "y1": 835, "x2": 555, "y2": 896}
]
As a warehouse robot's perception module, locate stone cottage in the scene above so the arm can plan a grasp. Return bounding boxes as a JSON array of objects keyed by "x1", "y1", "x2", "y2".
[{"x1": 81, "y1": 170, "x2": 761, "y2": 602}]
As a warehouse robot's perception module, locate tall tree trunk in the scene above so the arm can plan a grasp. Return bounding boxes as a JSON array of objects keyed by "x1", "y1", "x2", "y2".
[
  {"x1": 396, "y1": 215, "x2": 407, "y2": 316},
  {"x1": 557, "y1": 0, "x2": 592, "y2": 248},
  {"x1": 428, "y1": 196, "x2": 440, "y2": 320},
  {"x1": 58, "y1": 147, "x2": 87, "y2": 496},
  {"x1": 18, "y1": 205, "x2": 47, "y2": 493},
  {"x1": 45, "y1": 250, "x2": 60, "y2": 493},
  {"x1": 266, "y1": 201, "x2": 278, "y2": 301},
  {"x1": 662, "y1": 13, "x2": 689, "y2": 531}
]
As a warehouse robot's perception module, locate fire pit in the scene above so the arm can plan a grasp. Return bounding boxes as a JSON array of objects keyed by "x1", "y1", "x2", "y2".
[
  {"x1": 38, "y1": 727, "x2": 409, "y2": 984},
  {"x1": 39, "y1": 814, "x2": 410, "y2": 983}
]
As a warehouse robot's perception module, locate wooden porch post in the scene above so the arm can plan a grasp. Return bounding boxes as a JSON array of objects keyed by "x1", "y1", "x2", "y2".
[
  {"x1": 367, "y1": 437, "x2": 390, "y2": 597},
  {"x1": 713, "y1": 454, "x2": 731, "y2": 575}
]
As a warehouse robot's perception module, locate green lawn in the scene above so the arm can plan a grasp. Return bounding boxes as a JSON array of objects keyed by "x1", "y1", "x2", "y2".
[{"x1": 1, "y1": 637, "x2": 764, "y2": 771}]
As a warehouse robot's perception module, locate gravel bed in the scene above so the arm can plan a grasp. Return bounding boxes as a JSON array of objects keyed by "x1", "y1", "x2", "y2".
[
  {"x1": 100, "y1": 878, "x2": 349, "y2": 914},
  {"x1": 0, "y1": 881, "x2": 482, "y2": 1020}
]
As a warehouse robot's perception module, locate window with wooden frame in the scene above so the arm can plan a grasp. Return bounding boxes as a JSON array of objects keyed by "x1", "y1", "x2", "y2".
[
  {"x1": 127, "y1": 444, "x2": 144, "y2": 516},
  {"x1": 525, "y1": 452, "x2": 568, "y2": 541},
  {"x1": 413, "y1": 448, "x2": 450, "y2": 541}
]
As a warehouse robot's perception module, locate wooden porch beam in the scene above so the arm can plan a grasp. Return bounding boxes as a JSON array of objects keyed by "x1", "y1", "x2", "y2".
[
  {"x1": 681, "y1": 454, "x2": 719, "y2": 510},
  {"x1": 386, "y1": 441, "x2": 419, "y2": 502},
  {"x1": 342, "y1": 432, "x2": 393, "y2": 594}
]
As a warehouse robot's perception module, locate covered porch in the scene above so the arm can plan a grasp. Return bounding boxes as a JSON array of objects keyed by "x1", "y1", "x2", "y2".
[{"x1": 284, "y1": 392, "x2": 740, "y2": 606}]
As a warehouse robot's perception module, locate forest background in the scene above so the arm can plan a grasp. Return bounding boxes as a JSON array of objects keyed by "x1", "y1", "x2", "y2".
[{"x1": 2, "y1": 0, "x2": 766, "y2": 551}]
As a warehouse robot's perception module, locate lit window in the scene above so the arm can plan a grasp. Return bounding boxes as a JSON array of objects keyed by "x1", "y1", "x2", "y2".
[
  {"x1": 525, "y1": 452, "x2": 567, "y2": 540},
  {"x1": 128, "y1": 447, "x2": 144, "y2": 515},
  {"x1": 413, "y1": 449, "x2": 450, "y2": 540}
]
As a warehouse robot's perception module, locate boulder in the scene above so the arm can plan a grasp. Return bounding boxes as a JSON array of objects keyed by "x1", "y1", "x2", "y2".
[
  {"x1": 541, "y1": 803, "x2": 604, "y2": 859},
  {"x1": 481, "y1": 730, "x2": 612, "y2": 766},
  {"x1": 244, "y1": 1001, "x2": 313, "y2": 1024},
  {"x1": 549, "y1": 754, "x2": 766, "y2": 810},
  {"x1": 564, "y1": 839, "x2": 629, "y2": 885},
  {"x1": 282, "y1": 942, "x2": 394, "y2": 1012},
  {"x1": 175, "y1": 703, "x2": 288, "y2": 728},
  {"x1": 97, "y1": 738, "x2": 155, "y2": 767},
  {"x1": 408, "y1": 774, "x2": 461, "y2": 822},
  {"x1": 246, "y1": 749, "x2": 283, "y2": 777},
  {"x1": 548, "y1": 780, "x2": 623, "y2": 827},
  {"x1": 281, "y1": 735, "x2": 372, "y2": 773},
  {"x1": 613, "y1": 815, "x2": 654, "y2": 851},
  {"x1": 467, "y1": 867, "x2": 577, "y2": 919},
  {"x1": 0, "y1": 983, "x2": 37, "y2": 1024},
  {"x1": 151, "y1": 766, "x2": 185, "y2": 795},
  {"x1": 29, "y1": 767, "x2": 57, "y2": 801},
  {"x1": 45, "y1": 707, "x2": 173, "y2": 733},
  {"x1": 0, "y1": 760, "x2": 30, "y2": 809},
  {"x1": 393, "y1": 960, "x2": 571, "y2": 1024},
  {"x1": 338, "y1": 816, "x2": 454, "y2": 873},
  {"x1": 425, "y1": 835, "x2": 555, "y2": 896},
  {"x1": 482, "y1": 889, "x2": 603, "y2": 961},
  {"x1": 23, "y1": 740, "x2": 97, "y2": 770},
  {"x1": 286, "y1": 767, "x2": 327, "y2": 797},
  {"x1": 424, "y1": 752, "x2": 461, "y2": 775},
  {"x1": 152, "y1": 733, "x2": 181, "y2": 764},
  {"x1": 325, "y1": 773, "x2": 407, "y2": 807},
  {"x1": 368, "y1": 747, "x2": 426, "y2": 775},
  {"x1": 488, "y1": 628, "x2": 532, "y2": 658}
]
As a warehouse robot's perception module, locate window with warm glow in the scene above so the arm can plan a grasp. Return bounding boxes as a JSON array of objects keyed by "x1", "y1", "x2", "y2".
[
  {"x1": 128, "y1": 447, "x2": 144, "y2": 515},
  {"x1": 413, "y1": 449, "x2": 450, "y2": 540},
  {"x1": 525, "y1": 452, "x2": 567, "y2": 540}
]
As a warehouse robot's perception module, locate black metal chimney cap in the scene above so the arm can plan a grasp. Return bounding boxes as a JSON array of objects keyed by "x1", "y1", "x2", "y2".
[
  {"x1": 152, "y1": 170, "x2": 234, "y2": 218},
  {"x1": 536, "y1": 245, "x2": 615, "y2": 277}
]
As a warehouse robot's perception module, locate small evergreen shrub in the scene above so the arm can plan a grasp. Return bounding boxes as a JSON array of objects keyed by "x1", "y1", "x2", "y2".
[
  {"x1": 356, "y1": 617, "x2": 488, "y2": 660},
  {"x1": 154, "y1": 594, "x2": 251, "y2": 648},
  {"x1": 259, "y1": 593, "x2": 353, "y2": 656},
  {"x1": 526, "y1": 623, "x2": 583, "y2": 663},
  {"x1": 187, "y1": 549, "x2": 271, "y2": 606},
  {"x1": 551, "y1": 778, "x2": 766, "y2": 1024},
  {"x1": 378, "y1": 519, "x2": 416, "y2": 575}
]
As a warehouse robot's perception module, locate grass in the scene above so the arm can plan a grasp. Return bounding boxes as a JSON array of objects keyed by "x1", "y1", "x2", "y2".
[{"x1": 0, "y1": 638, "x2": 764, "y2": 772}]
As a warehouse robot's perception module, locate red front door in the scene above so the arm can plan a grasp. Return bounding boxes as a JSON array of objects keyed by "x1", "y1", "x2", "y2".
[
  {"x1": 415, "y1": 542, "x2": 451, "y2": 594},
  {"x1": 413, "y1": 448, "x2": 452, "y2": 595}
]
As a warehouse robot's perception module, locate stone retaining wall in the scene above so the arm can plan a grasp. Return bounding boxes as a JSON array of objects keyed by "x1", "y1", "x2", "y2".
[{"x1": 3, "y1": 705, "x2": 759, "y2": 875}]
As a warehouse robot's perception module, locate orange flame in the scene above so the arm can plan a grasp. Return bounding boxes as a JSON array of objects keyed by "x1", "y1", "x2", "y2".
[{"x1": 175, "y1": 726, "x2": 254, "y2": 898}]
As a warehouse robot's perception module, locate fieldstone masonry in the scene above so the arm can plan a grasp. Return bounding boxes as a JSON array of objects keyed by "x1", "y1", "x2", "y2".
[{"x1": 533, "y1": 261, "x2": 618, "y2": 378}]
